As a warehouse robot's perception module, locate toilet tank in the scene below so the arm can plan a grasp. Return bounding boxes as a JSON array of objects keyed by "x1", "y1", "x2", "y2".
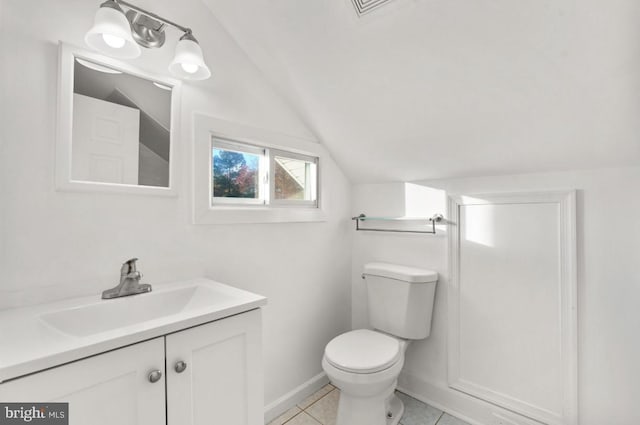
[{"x1": 364, "y1": 262, "x2": 438, "y2": 340}]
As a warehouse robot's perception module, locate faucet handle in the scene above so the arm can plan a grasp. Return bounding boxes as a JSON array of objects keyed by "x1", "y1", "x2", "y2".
[{"x1": 121, "y1": 258, "x2": 139, "y2": 275}]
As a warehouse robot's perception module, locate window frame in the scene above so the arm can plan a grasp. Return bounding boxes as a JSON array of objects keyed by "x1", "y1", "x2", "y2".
[
  {"x1": 193, "y1": 114, "x2": 327, "y2": 225},
  {"x1": 210, "y1": 138, "x2": 319, "y2": 209},
  {"x1": 269, "y1": 149, "x2": 319, "y2": 208}
]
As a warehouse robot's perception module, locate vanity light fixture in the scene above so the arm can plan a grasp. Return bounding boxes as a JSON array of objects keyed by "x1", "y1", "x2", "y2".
[
  {"x1": 85, "y1": 0, "x2": 211, "y2": 80},
  {"x1": 168, "y1": 32, "x2": 211, "y2": 80},
  {"x1": 85, "y1": 0, "x2": 141, "y2": 59}
]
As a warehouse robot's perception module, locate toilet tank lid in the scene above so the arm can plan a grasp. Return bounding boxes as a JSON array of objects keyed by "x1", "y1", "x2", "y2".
[{"x1": 364, "y1": 262, "x2": 438, "y2": 283}]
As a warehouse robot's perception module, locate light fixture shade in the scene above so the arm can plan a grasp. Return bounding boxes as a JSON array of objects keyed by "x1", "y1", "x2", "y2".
[
  {"x1": 85, "y1": 2, "x2": 141, "y2": 59},
  {"x1": 168, "y1": 37, "x2": 211, "y2": 80}
]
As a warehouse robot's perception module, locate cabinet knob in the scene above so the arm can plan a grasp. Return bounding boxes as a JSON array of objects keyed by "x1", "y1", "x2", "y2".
[
  {"x1": 148, "y1": 369, "x2": 163, "y2": 383},
  {"x1": 174, "y1": 360, "x2": 187, "y2": 373}
]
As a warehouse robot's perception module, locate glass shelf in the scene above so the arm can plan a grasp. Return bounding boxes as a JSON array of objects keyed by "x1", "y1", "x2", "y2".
[{"x1": 351, "y1": 213, "x2": 444, "y2": 234}]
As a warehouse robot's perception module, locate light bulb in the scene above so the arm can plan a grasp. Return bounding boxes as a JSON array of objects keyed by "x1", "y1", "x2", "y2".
[
  {"x1": 180, "y1": 63, "x2": 199, "y2": 74},
  {"x1": 102, "y1": 33, "x2": 126, "y2": 49}
]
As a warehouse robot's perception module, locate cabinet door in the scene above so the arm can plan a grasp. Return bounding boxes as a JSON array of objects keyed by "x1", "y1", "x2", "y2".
[
  {"x1": 166, "y1": 309, "x2": 263, "y2": 425},
  {"x1": 0, "y1": 337, "x2": 165, "y2": 425}
]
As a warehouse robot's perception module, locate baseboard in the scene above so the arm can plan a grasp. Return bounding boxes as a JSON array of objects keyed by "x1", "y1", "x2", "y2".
[
  {"x1": 398, "y1": 372, "x2": 544, "y2": 425},
  {"x1": 396, "y1": 375, "x2": 484, "y2": 425},
  {"x1": 263, "y1": 370, "x2": 539, "y2": 425},
  {"x1": 264, "y1": 372, "x2": 329, "y2": 424}
]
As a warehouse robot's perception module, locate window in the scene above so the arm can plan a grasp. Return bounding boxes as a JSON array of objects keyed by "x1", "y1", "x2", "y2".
[
  {"x1": 212, "y1": 138, "x2": 318, "y2": 208},
  {"x1": 271, "y1": 150, "x2": 318, "y2": 206},
  {"x1": 212, "y1": 139, "x2": 266, "y2": 205},
  {"x1": 194, "y1": 115, "x2": 326, "y2": 223}
]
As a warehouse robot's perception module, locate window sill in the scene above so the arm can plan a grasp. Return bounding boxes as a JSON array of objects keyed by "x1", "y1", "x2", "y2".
[{"x1": 193, "y1": 206, "x2": 327, "y2": 225}]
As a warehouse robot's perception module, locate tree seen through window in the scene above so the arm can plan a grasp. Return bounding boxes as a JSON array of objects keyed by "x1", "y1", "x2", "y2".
[{"x1": 212, "y1": 149, "x2": 259, "y2": 198}]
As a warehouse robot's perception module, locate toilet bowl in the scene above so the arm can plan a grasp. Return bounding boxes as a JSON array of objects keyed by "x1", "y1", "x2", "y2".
[
  {"x1": 322, "y1": 263, "x2": 438, "y2": 425},
  {"x1": 322, "y1": 329, "x2": 408, "y2": 425}
]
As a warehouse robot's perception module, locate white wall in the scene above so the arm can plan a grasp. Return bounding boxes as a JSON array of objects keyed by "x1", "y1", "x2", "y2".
[
  {"x1": 0, "y1": 0, "x2": 352, "y2": 412},
  {"x1": 352, "y1": 166, "x2": 640, "y2": 425}
]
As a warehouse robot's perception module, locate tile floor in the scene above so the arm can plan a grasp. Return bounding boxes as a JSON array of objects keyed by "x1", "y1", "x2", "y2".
[{"x1": 268, "y1": 384, "x2": 471, "y2": 425}]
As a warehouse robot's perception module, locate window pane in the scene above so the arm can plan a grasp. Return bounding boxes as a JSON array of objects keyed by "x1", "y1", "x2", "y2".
[
  {"x1": 274, "y1": 156, "x2": 317, "y2": 201},
  {"x1": 212, "y1": 147, "x2": 260, "y2": 199}
]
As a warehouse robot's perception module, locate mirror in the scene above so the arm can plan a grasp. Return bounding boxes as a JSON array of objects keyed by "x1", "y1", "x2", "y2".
[
  {"x1": 73, "y1": 59, "x2": 171, "y2": 187},
  {"x1": 57, "y1": 43, "x2": 180, "y2": 195}
]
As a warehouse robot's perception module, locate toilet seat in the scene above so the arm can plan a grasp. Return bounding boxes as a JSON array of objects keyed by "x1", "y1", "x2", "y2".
[{"x1": 324, "y1": 329, "x2": 401, "y2": 374}]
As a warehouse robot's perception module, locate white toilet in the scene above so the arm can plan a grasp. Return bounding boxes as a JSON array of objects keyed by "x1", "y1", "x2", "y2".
[{"x1": 322, "y1": 262, "x2": 438, "y2": 425}]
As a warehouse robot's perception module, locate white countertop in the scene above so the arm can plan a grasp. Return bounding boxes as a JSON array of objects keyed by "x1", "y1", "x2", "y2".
[{"x1": 0, "y1": 278, "x2": 267, "y2": 383}]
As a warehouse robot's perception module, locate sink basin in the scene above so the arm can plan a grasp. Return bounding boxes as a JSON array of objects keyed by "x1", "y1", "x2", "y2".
[
  {"x1": 0, "y1": 278, "x2": 266, "y2": 383},
  {"x1": 40, "y1": 283, "x2": 240, "y2": 337}
]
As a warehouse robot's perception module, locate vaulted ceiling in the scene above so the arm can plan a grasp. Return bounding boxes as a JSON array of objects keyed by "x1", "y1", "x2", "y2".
[{"x1": 202, "y1": 0, "x2": 640, "y2": 182}]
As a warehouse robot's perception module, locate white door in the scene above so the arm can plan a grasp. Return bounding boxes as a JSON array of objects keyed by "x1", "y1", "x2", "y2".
[
  {"x1": 72, "y1": 93, "x2": 140, "y2": 184},
  {"x1": 166, "y1": 309, "x2": 263, "y2": 425},
  {"x1": 448, "y1": 191, "x2": 577, "y2": 425},
  {"x1": 0, "y1": 337, "x2": 166, "y2": 425}
]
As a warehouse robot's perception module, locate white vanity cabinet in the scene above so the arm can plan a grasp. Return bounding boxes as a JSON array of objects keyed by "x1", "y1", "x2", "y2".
[
  {"x1": 0, "y1": 337, "x2": 166, "y2": 425},
  {"x1": 166, "y1": 308, "x2": 263, "y2": 425},
  {"x1": 0, "y1": 308, "x2": 263, "y2": 425}
]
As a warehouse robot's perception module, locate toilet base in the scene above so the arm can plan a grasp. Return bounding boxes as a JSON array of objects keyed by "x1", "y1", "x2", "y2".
[
  {"x1": 386, "y1": 393, "x2": 404, "y2": 425},
  {"x1": 335, "y1": 384, "x2": 404, "y2": 425}
]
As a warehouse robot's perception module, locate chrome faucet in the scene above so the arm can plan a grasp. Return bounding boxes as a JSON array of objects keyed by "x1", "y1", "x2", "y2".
[{"x1": 102, "y1": 258, "x2": 152, "y2": 299}]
